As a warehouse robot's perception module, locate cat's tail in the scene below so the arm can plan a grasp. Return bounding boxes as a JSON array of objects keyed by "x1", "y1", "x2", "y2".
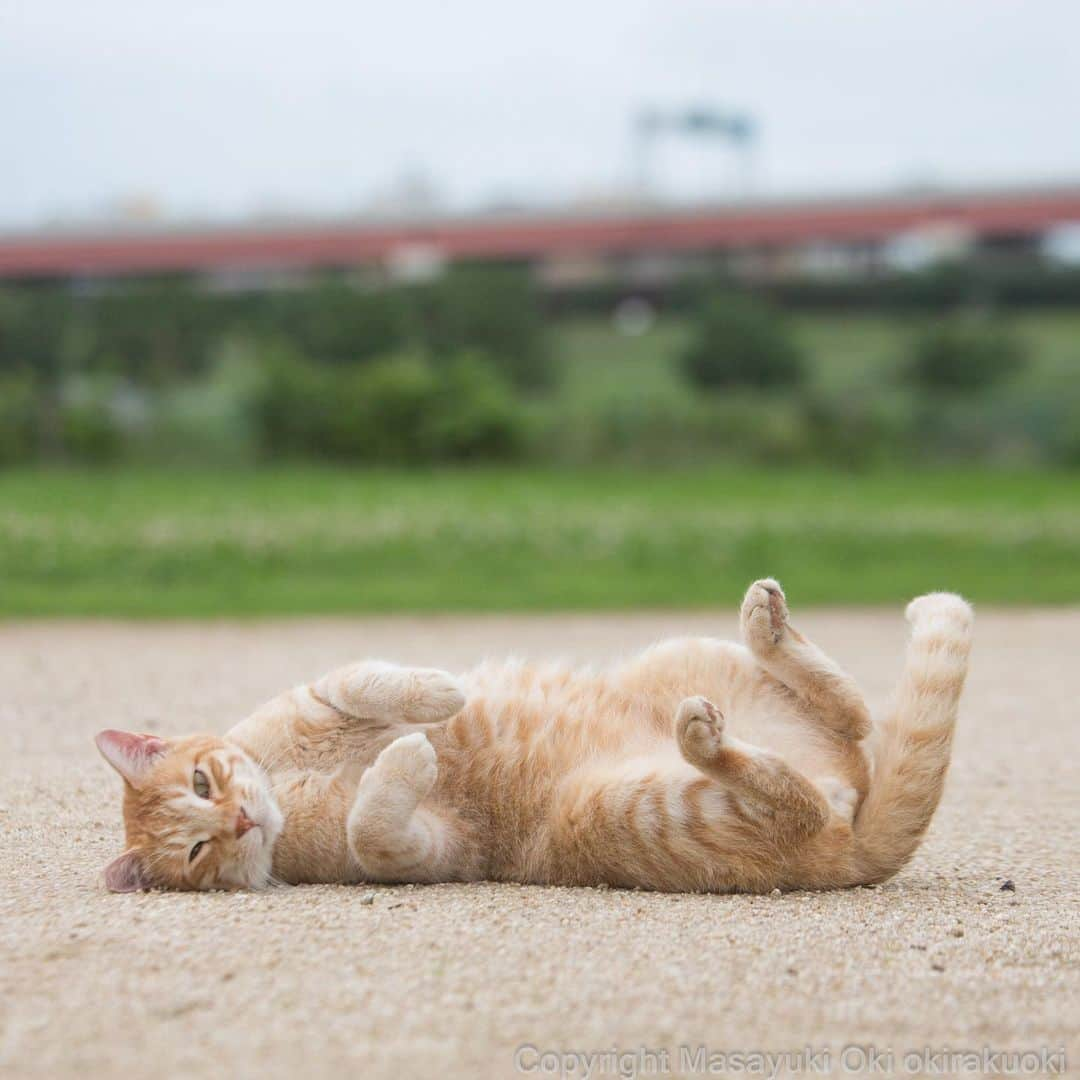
[{"x1": 851, "y1": 592, "x2": 973, "y2": 884}]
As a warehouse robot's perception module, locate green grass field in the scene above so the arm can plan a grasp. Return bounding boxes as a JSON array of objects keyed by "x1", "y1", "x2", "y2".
[{"x1": 3, "y1": 466, "x2": 1079, "y2": 615}]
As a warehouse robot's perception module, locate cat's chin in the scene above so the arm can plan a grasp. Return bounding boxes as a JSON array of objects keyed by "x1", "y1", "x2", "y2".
[
  {"x1": 227, "y1": 821, "x2": 280, "y2": 889},
  {"x1": 240, "y1": 837, "x2": 277, "y2": 889}
]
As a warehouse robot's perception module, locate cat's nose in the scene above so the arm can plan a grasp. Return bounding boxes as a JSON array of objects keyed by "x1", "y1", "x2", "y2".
[{"x1": 234, "y1": 807, "x2": 256, "y2": 838}]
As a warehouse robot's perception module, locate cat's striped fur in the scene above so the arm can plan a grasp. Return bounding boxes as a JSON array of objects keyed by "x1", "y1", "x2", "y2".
[{"x1": 97, "y1": 580, "x2": 972, "y2": 893}]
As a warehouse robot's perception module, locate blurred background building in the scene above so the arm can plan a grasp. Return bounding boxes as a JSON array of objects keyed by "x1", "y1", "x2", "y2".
[{"x1": 3, "y1": 182, "x2": 1080, "y2": 288}]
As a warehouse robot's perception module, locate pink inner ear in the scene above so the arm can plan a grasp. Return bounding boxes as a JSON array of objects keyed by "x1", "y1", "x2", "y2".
[
  {"x1": 95, "y1": 730, "x2": 168, "y2": 785},
  {"x1": 104, "y1": 850, "x2": 150, "y2": 892}
]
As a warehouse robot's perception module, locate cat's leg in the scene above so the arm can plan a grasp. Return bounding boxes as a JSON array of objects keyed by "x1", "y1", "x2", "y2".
[
  {"x1": 314, "y1": 661, "x2": 465, "y2": 724},
  {"x1": 740, "y1": 578, "x2": 871, "y2": 741},
  {"x1": 550, "y1": 697, "x2": 849, "y2": 892},
  {"x1": 346, "y1": 732, "x2": 463, "y2": 883},
  {"x1": 675, "y1": 695, "x2": 839, "y2": 841},
  {"x1": 227, "y1": 662, "x2": 466, "y2": 773}
]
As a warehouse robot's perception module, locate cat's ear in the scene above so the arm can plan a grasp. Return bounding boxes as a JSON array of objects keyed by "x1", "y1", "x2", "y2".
[
  {"x1": 95, "y1": 730, "x2": 168, "y2": 786},
  {"x1": 103, "y1": 849, "x2": 152, "y2": 892}
]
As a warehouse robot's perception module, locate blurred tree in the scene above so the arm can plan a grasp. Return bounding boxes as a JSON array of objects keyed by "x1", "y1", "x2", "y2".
[
  {"x1": 324, "y1": 354, "x2": 441, "y2": 461},
  {"x1": 258, "y1": 278, "x2": 409, "y2": 365},
  {"x1": 413, "y1": 264, "x2": 552, "y2": 390},
  {"x1": 0, "y1": 374, "x2": 40, "y2": 463},
  {"x1": 0, "y1": 286, "x2": 90, "y2": 456},
  {"x1": 249, "y1": 343, "x2": 332, "y2": 458},
  {"x1": 681, "y1": 293, "x2": 805, "y2": 391},
  {"x1": 60, "y1": 400, "x2": 124, "y2": 462},
  {"x1": 251, "y1": 346, "x2": 523, "y2": 463},
  {"x1": 87, "y1": 279, "x2": 228, "y2": 381},
  {"x1": 0, "y1": 287, "x2": 80, "y2": 376},
  {"x1": 426, "y1": 351, "x2": 524, "y2": 460},
  {"x1": 906, "y1": 315, "x2": 1026, "y2": 392}
]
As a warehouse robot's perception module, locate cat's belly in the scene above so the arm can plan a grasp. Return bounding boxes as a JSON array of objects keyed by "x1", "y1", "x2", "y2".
[
  {"x1": 432, "y1": 665, "x2": 860, "y2": 880},
  {"x1": 725, "y1": 690, "x2": 852, "y2": 785}
]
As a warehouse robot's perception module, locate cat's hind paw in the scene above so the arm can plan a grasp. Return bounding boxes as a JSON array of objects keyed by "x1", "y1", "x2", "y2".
[
  {"x1": 675, "y1": 696, "x2": 726, "y2": 766},
  {"x1": 740, "y1": 578, "x2": 789, "y2": 652}
]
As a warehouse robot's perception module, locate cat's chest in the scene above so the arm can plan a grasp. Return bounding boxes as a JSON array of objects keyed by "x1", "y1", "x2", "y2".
[{"x1": 268, "y1": 770, "x2": 361, "y2": 884}]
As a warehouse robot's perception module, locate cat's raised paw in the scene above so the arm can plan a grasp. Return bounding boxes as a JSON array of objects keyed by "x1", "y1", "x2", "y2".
[
  {"x1": 405, "y1": 669, "x2": 467, "y2": 723},
  {"x1": 740, "y1": 578, "x2": 789, "y2": 650},
  {"x1": 370, "y1": 732, "x2": 438, "y2": 796},
  {"x1": 676, "y1": 696, "x2": 726, "y2": 765}
]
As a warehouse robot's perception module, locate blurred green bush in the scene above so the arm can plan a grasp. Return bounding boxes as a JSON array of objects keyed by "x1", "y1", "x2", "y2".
[
  {"x1": 1, "y1": 266, "x2": 1078, "y2": 469},
  {"x1": 255, "y1": 280, "x2": 409, "y2": 366},
  {"x1": 411, "y1": 264, "x2": 552, "y2": 390},
  {"x1": 680, "y1": 294, "x2": 805, "y2": 391},
  {"x1": 252, "y1": 346, "x2": 523, "y2": 463},
  {"x1": 0, "y1": 374, "x2": 39, "y2": 464},
  {"x1": 906, "y1": 315, "x2": 1027, "y2": 393},
  {"x1": 0, "y1": 266, "x2": 553, "y2": 387}
]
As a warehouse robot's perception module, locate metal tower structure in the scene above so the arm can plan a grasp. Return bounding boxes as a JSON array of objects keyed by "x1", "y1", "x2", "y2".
[{"x1": 633, "y1": 105, "x2": 758, "y2": 201}]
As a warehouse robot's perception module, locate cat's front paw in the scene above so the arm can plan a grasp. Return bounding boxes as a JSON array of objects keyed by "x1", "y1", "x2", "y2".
[
  {"x1": 740, "y1": 578, "x2": 789, "y2": 651},
  {"x1": 404, "y1": 669, "x2": 466, "y2": 723},
  {"x1": 370, "y1": 732, "x2": 438, "y2": 797}
]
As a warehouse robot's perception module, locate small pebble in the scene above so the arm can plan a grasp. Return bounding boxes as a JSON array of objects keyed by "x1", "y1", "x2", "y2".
[
  {"x1": 359, "y1": 893, "x2": 376, "y2": 905},
  {"x1": 1000, "y1": 880, "x2": 1016, "y2": 892},
  {"x1": 770, "y1": 888, "x2": 781, "y2": 896},
  {"x1": 950, "y1": 926, "x2": 964, "y2": 938}
]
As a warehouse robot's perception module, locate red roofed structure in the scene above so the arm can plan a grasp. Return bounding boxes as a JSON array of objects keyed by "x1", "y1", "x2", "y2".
[{"x1": 2, "y1": 185, "x2": 1079, "y2": 281}]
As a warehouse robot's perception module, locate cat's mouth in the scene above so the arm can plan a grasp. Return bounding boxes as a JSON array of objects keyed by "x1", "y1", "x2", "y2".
[
  {"x1": 230, "y1": 801, "x2": 283, "y2": 889},
  {"x1": 239, "y1": 820, "x2": 263, "y2": 842},
  {"x1": 236, "y1": 769, "x2": 283, "y2": 845},
  {"x1": 245, "y1": 795, "x2": 283, "y2": 848}
]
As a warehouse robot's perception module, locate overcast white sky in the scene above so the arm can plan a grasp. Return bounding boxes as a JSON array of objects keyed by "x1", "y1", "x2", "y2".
[{"x1": 3, "y1": 0, "x2": 1080, "y2": 227}]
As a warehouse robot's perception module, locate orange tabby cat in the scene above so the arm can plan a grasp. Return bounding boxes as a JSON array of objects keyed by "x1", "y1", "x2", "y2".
[{"x1": 97, "y1": 580, "x2": 972, "y2": 893}]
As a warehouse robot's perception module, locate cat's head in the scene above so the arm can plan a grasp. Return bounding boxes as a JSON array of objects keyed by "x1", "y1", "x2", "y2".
[{"x1": 95, "y1": 730, "x2": 283, "y2": 892}]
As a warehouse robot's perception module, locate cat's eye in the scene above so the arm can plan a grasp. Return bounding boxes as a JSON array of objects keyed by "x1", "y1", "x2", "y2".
[
  {"x1": 193, "y1": 769, "x2": 210, "y2": 799},
  {"x1": 189, "y1": 841, "x2": 205, "y2": 862}
]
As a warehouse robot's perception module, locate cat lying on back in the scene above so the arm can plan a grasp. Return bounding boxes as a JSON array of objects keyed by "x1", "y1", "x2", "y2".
[{"x1": 96, "y1": 579, "x2": 973, "y2": 893}]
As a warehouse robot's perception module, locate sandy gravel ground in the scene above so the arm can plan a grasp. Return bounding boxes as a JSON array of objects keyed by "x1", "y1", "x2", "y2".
[{"x1": 1, "y1": 609, "x2": 1077, "y2": 1079}]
